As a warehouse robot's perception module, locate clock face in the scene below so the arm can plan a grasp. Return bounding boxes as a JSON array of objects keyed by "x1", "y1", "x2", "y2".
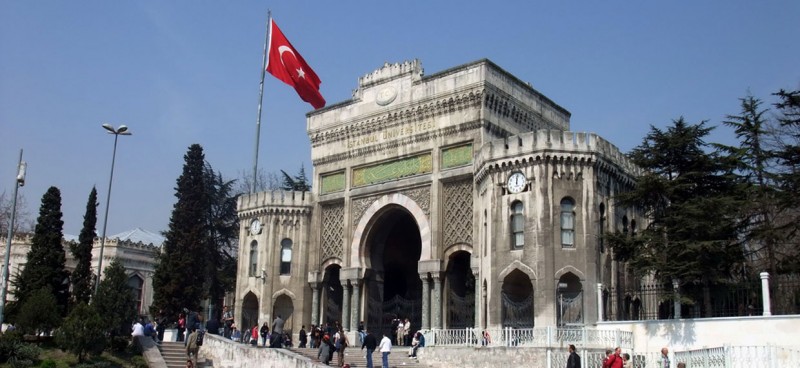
[
  {"x1": 507, "y1": 172, "x2": 526, "y2": 194},
  {"x1": 250, "y1": 219, "x2": 262, "y2": 235}
]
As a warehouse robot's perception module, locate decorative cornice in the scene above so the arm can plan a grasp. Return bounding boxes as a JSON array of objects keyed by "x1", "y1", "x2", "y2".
[{"x1": 309, "y1": 89, "x2": 483, "y2": 149}]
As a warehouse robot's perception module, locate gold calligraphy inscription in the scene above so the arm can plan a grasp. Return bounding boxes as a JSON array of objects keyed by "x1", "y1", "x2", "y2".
[
  {"x1": 320, "y1": 172, "x2": 346, "y2": 194},
  {"x1": 441, "y1": 143, "x2": 473, "y2": 169},
  {"x1": 346, "y1": 120, "x2": 436, "y2": 149},
  {"x1": 352, "y1": 154, "x2": 433, "y2": 187}
]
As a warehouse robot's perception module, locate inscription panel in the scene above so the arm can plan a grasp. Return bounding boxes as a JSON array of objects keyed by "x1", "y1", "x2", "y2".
[
  {"x1": 441, "y1": 143, "x2": 473, "y2": 169},
  {"x1": 346, "y1": 120, "x2": 436, "y2": 149},
  {"x1": 352, "y1": 154, "x2": 432, "y2": 187},
  {"x1": 320, "y1": 172, "x2": 346, "y2": 194}
]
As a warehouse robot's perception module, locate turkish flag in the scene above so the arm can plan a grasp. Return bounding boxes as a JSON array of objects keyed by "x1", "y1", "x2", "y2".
[{"x1": 266, "y1": 19, "x2": 326, "y2": 109}]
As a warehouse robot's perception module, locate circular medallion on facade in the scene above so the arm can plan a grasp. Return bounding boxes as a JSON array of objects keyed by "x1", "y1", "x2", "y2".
[{"x1": 376, "y1": 87, "x2": 398, "y2": 106}]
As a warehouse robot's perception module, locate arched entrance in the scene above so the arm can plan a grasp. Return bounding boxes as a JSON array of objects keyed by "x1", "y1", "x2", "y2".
[
  {"x1": 273, "y1": 294, "x2": 294, "y2": 335},
  {"x1": 241, "y1": 292, "x2": 259, "y2": 334},
  {"x1": 363, "y1": 207, "x2": 422, "y2": 335},
  {"x1": 501, "y1": 269, "x2": 534, "y2": 328},
  {"x1": 322, "y1": 265, "x2": 343, "y2": 325},
  {"x1": 445, "y1": 250, "x2": 474, "y2": 328},
  {"x1": 556, "y1": 272, "x2": 583, "y2": 326}
]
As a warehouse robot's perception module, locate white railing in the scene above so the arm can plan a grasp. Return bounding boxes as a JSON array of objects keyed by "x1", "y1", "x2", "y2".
[
  {"x1": 424, "y1": 327, "x2": 634, "y2": 349},
  {"x1": 672, "y1": 345, "x2": 800, "y2": 368}
]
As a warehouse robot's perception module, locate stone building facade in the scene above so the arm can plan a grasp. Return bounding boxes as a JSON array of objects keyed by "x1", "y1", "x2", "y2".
[
  {"x1": 234, "y1": 59, "x2": 640, "y2": 336},
  {"x1": 1, "y1": 228, "x2": 161, "y2": 316}
]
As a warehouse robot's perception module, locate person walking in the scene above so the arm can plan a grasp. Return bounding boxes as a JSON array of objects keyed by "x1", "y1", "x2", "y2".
[
  {"x1": 222, "y1": 306, "x2": 234, "y2": 338},
  {"x1": 186, "y1": 329, "x2": 199, "y2": 368},
  {"x1": 260, "y1": 322, "x2": 270, "y2": 347},
  {"x1": 271, "y1": 314, "x2": 285, "y2": 348},
  {"x1": 566, "y1": 344, "x2": 581, "y2": 368},
  {"x1": 251, "y1": 324, "x2": 259, "y2": 346},
  {"x1": 334, "y1": 327, "x2": 349, "y2": 367},
  {"x1": 362, "y1": 331, "x2": 377, "y2": 368},
  {"x1": 177, "y1": 313, "x2": 186, "y2": 342},
  {"x1": 318, "y1": 334, "x2": 333, "y2": 365},
  {"x1": 622, "y1": 353, "x2": 633, "y2": 368},
  {"x1": 299, "y1": 325, "x2": 308, "y2": 348},
  {"x1": 660, "y1": 347, "x2": 671, "y2": 368},
  {"x1": 379, "y1": 332, "x2": 392, "y2": 368}
]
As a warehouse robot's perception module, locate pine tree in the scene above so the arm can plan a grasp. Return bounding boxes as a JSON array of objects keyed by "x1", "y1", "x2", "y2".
[
  {"x1": 608, "y1": 118, "x2": 744, "y2": 316},
  {"x1": 92, "y1": 257, "x2": 137, "y2": 337},
  {"x1": 70, "y1": 187, "x2": 98, "y2": 306},
  {"x1": 151, "y1": 144, "x2": 210, "y2": 320},
  {"x1": 773, "y1": 89, "x2": 800, "y2": 272},
  {"x1": 9, "y1": 186, "x2": 70, "y2": 319},
  {"x1": 715, "y1": 96, "x2": 783, "y2": 277},
  {"x1": 203, "y1": 165, "x2": 239, "y2": 316}
]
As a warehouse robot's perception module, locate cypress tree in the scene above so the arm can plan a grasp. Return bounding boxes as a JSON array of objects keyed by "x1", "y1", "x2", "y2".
[
  {"x1": 9, "y1": 186, "x2": 70, "y2": 318},
  {"x1": 151, "y1": 144, "x2": 209, "y2": 320},
  {"x1": 203, "y1": 165, "x2": 239, "y2": 316},
  {"x1": 70, "y1": 187, "x2": 98, "y2": 306}
]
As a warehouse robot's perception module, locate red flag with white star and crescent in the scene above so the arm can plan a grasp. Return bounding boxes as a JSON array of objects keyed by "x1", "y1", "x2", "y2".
[{"x1": 265, "y1": 18, "x2": 326, "y2": 109}]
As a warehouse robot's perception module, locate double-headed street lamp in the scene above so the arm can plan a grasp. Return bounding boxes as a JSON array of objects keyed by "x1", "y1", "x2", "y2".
[
  {"x1": 94, "y1": 124, "x2": 131, "y2": 295},
  {"x1": 0, "y1": 149, "x2": 27, "y2": 326}
]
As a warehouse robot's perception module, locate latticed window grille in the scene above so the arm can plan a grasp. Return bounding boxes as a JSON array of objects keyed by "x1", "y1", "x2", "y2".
[{"x1": 321, "y1": 203, "x2": 344, "y2": 260}]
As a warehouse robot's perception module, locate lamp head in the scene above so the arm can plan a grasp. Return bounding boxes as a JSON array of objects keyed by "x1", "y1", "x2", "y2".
[
  {"x1": 102, "y1": 123, "x2": 115, "y2": 133},
  {"x1": 117, "y1": 125, "x2": 128, "y2": 133},
  {"x1": 16, "y1": 162, "x2": 26, "y2": 186}
]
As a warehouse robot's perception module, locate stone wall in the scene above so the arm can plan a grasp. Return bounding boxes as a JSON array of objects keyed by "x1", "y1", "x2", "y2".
[
  {"x1": 598, "y1": 314, "x2": 800, "y2": 353},
  {"x1": 201, "y1": 334, "x2": 318, "y2": 368}
]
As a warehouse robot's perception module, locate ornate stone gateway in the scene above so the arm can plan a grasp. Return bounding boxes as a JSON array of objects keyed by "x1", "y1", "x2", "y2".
[
  {"x1": 362, "y1": 207, "x2": 422, "y2": 335},
  {"x1": 233, "y1": 59, "x2": 641, "y2": 341}
]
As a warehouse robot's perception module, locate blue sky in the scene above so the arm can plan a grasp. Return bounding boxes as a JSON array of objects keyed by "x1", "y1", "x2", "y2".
[{"x1": 2, "y1": 1, "x2": 799, "y2": 236}]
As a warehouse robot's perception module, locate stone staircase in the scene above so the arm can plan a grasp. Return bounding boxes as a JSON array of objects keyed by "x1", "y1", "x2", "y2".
[
  {"x1": 288, "y1": 346, "x2": 431, "y2": 367},
  {"x1": 158, "y1": 341, "x2": 208, "y2": 368}
]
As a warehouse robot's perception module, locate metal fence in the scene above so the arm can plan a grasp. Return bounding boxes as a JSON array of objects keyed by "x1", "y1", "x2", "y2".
[{"x1": 605, "y1": 273, "x2": 800, "y2": 321}]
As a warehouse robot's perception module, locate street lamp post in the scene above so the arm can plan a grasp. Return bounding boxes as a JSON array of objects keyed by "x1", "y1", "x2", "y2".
[
  {"x1": 94, "y1": 124, "x2": 131, "y2": 296},
  {"x1": 0, "y1": 149, "x2": 27, "y2": 327}
]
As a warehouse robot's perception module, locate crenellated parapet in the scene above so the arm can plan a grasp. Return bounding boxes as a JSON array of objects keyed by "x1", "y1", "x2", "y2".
[
  {"x1": 357, "y1": 59, "x2": 423, "y2": 89},
  {"x1": 474, "y1": 130, "x2": 641, "y2": 185},
  {"x1": 238, "y1": 190, "x2": 314, "y2": 219}
]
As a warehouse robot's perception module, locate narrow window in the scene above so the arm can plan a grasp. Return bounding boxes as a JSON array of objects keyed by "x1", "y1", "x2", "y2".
[
  {"x1": 561, "y1": 198, "x2": 575, "y2": 247},
  {"x1": 127, "y1": 275, "x2": 144, "y2": 313},
  {"x1": 249, "y1": 240, "x2": 258, "y2": 276},
  {"x1": 511, "y1": 201, "x2": 524, "y2": 249},
  {"x1": 280, "y1": 238, "x2": 292, "y2": 275}
]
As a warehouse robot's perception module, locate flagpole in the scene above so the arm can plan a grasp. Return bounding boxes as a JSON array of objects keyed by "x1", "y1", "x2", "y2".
[{"x1": 252, "y1": 10, "x2": 271, "y2": 193}]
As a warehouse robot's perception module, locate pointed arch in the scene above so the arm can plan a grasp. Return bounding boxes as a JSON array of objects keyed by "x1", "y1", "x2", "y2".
[
  {"x1": 498, "y1": 260, "x2": 537, "y2": 282},
  {"x1": 351, "y1": 192, "x2": 431, "y2": 267}
]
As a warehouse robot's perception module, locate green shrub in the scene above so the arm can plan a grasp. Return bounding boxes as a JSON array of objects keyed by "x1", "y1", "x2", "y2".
[
  {"x1": 7, "y1": 343, "x2": 40, "y2": 367},
  {"x1": 38, "y1": 359, "x2": 56, "y2": 368},
  {"x1": 130, "y1": 356, "x2": 147, "y2": 368},
  {"x1": 109, "y1": 337, "x2": 129, "y2": 352}
]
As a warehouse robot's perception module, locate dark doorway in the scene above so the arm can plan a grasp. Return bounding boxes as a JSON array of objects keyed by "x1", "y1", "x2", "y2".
[
  {"x1": 323, "y1": 265, "x2": 343, "y2": 326},
  {"x1": 241, "y1": 292, "x2": 259, "y2": 334},
  {"x1": 365, "y1": 208, "x2": 422, "y2": 336},
  {"x1": 446, "y1": 251, "x2": 475, "y2": 328},
  {"x1": 501, "y1": 269, "x2": 534, "y2": 328}
]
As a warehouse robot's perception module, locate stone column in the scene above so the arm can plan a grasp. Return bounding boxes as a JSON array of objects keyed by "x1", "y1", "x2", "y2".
[
  {"x1": 472, "y1": 266, "x2": 480, "y2": 329},
  {"x1": 432, "y1": 273, "x2": 442, "y2": 329},
  {"x1": 597, "y1": 283, "x2": 604, "y2": 322},
  {"x1": 350, "y1": 278, "x2": 361, "y2": 330},
  {"x1": 310, "y1": 282, "x2": 321, "y2": 326},
  {"x1": 760, "y1": 272, "x2": 772, "y2": 316},
  {"x1": 420, "y1": 273, "x2": 430, "y2": 330},
  {"x1": 342, "y1": 280, "x2": 351, "y2": 330}
]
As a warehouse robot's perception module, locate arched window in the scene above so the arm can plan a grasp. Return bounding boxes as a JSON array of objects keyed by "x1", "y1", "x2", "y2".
[
  {"x1": 280, "y1": 238, "x2": 292, "y2": 275},
  {"x1": 561, "y1": 198, "x2": 575, "y2": 247},
  {"x1": 127, "y1": 275, "x2": 144, "y2": 313},
  {"x1": 630, "y1": 219, "x2": 637, "y2": 235},
  {"x1": 249, "y1": 240, "x2": 258, "y2": 277},
  {"x1": 511, "y1": 201, "x2": 524, "y2": 249}
]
